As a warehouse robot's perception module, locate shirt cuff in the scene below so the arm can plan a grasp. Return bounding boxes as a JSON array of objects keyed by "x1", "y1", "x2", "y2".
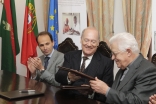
[
  {"x1": 67, "y1": 76, "x2": 71, "y2": 84},
  {"x1": 105, "y1": 87, "x2": 110, "y2": 97},
  {"x1": 31, "y1": 70, "x2": 37, "y2": 79}
]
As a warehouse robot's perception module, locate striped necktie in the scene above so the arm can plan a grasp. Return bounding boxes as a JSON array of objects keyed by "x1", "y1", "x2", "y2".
[{"x1": 80, "y1": 56, "x2": 88, "y2": 72}]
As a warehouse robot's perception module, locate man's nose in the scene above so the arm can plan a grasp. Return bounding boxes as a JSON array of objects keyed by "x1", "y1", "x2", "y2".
[
  {"x1": 44, "y1": 45, "x2": 47, "y2": 50},
  {"x1": 87, "y1": 41, "x2": 92, "y2": 46}
]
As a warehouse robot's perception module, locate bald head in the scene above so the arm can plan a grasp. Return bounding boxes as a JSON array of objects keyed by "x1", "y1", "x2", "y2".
[
  {"x1": 81, "y1": 27, "x2": 100, "y2": 41},
  {"x1": 80, "y1": 27, "x2": 99, "y2": 56}
]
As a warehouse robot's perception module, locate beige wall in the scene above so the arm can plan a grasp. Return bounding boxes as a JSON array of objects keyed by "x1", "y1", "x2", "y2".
[
  {"x1": 113, "y1": 0, "x2": 125, "y2": 77},
  {"x1": 152, "y1": 0, "x2": 156, "y2": 56}
]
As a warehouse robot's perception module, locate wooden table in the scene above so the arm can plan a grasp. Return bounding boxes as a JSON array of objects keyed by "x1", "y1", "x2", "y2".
[{"x1": 0, "y1": 70, "x2": 104, "y2": 104}]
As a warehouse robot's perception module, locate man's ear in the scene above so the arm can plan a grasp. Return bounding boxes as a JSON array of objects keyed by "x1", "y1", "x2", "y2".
[
  {"x1": 97, "y1": 41, "x2": 99, "y2": 47},
  {"x1": 52, "y1": 41, "x2": 55, "y2": 47},
  {"x1": 126, "y1": 49, "x2": 132, "y2": 56}
]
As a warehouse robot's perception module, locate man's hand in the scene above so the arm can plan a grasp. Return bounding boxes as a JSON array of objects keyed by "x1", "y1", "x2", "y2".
[
  {"x1": 77, "y1": 84, "x2": 93, "y2": 95},
  {"x1": 27, "y1": 57, "x2": 37, "y2": 74},
  {"x1": 32, "y1": 57, "x2": 44, "y2": 71},
  {"x1": 89, "y1": 77, "x2": 109, "y2": 95},
  {"x1": 149, "y1": 94, "x2": 156, "y2": 104},
  {"x1": 68, "y1": 72, "x2": 81, "y2": 82}
]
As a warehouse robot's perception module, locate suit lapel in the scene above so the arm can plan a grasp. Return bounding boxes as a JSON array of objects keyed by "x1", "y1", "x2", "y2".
[
  {"x1": 84, "y1": 51, "x2": 101, "y2": 75},
  {"x1": 72, "y1": 50, "x2": 101, "y2": 73},
  {"x1": 40, "y1": 55, "x2": 44, "y2": 65},
  {"x1": 112, "y1": 70, "x2": 123, "y2": 89},
  {"x1": 117, "y1": 68, "x2": 137, "y2": 90},
  {"x1": 117, "y1": 54, "x2": 144, "y2": 90},
  {"x1": 46, "y1": 50, "x2": 58, "y2": 70},
  {"x1": 73, "y1": 50, "x2": 82, "y2": 71}
]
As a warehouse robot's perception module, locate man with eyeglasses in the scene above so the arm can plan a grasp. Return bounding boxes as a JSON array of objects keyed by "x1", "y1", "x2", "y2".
[
  {"x1": 90, "y1": 32, "x2": 156, "y2": 104},
  {"x1": 55, "y1": 27, "x2": 114, "y2": 102}
]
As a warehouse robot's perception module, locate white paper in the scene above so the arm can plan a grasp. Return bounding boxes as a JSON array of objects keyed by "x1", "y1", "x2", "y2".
[{"x1": 58, "y1": 0, "x2": 87, "y2": 49}]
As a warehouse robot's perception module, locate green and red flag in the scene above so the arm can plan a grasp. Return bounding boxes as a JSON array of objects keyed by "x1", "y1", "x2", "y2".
[
  {"x1": 0, "y1": 0, "x2": 20, "y2": 72},
  {"x1": 21, "y1": 0, "x2": 38, "y2": 78}
]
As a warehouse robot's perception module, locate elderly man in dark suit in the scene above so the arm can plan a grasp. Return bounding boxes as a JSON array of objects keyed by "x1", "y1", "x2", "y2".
[
  {"x1": 90, "y1": 32, "x2": 156, "y2": 104},
  {"x1": 55, "y1": 27, "x2": 114, "y2": 102}
]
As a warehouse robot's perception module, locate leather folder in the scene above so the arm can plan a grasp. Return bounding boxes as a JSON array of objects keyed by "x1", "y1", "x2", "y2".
[
  {"x1": 0, "y1": 89, "x2": 44, "y2": 100},
  {"x1": 58, "y1": 66, "x2": 95, "y2": 80},
  {"x1": 58, "y1": 85, "x2": 91, "y2": 90}
]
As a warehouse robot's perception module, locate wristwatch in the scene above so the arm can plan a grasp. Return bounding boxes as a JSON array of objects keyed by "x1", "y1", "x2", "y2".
[
  {"x1": 40, "y1": 69, "x2": 45, "y2": 74},
  {"x1": 67, "y1": 77, "x2": 71, "y2": 84}
]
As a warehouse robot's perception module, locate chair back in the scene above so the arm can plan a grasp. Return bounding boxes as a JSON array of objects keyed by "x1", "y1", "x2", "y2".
[
  {"x1": 97, "y1": 41, "x2": 112, "y2": 58},
  {"x1": 152, "y1": 53, "x2": 156, "y2": 65},
  {"x1": 58, "y1": 38, "x2": 78, "y2": 54}
]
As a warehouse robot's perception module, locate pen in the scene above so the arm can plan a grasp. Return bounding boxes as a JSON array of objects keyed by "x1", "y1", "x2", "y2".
[{"x1": 19, "y1": 90, "x2": 36, "y2": 93}]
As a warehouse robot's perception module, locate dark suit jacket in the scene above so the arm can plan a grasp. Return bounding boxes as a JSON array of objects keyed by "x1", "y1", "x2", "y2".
[
  {"x1": 106, "y1": 54, "x2": 156, "y2": 104},
  {"x1": 55, "y1": 50, "x2": 114, "y2": 102}
]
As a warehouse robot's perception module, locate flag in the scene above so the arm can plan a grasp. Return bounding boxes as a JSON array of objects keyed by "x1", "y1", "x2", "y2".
[
  {"x1": 0, "y1": 0, "x2": 20, "y2": 72},
  {"x1": 47, "y1": 0, "x2": 59, "y2": 49},
  {"x1": 21, "y1": 0, "x2": 38, "y2": 78}
]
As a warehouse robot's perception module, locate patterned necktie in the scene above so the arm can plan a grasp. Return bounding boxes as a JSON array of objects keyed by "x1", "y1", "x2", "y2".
[
  {"x1": 44, "y1": 57, "x2": 50, "y2": 69},
  {"x1": 80, "y1": 56, "x2": 88, "y2": 72}
]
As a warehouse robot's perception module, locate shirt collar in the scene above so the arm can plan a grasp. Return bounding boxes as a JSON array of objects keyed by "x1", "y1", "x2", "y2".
[
  {"x1": 81, "y1": 52, "x2": 93, "y2": 60},
  {"x1": 44, "y1": 49, "x2": 54, "y2": 58}
]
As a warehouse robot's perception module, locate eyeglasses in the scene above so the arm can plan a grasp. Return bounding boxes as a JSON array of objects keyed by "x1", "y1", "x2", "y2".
[
  {"x1": 111, "y1": 51, "x2": 123, "y2": 57},
  {"x1": 82, "y1": 38, "x2": 98, "y2": 45}
]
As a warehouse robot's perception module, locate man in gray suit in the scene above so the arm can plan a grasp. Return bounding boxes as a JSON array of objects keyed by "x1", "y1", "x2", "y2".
[
  {"x1": 90, "y1": 32, "x2": 156, "y2": 104},
  {"x1": 27, "y1": 31, "x2": 64, "y2": 86}
]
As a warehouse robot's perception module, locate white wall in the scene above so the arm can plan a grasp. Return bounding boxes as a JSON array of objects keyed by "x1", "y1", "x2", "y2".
[
  {"x1": 152, "y1": 0, "x2": 156, "y2": 55},
  {"x1": 113, "y1": 0, "x2": 125, "y2": 76},
  {"x1": 0, "y1": 0, "x2": 125, "y2": 77},
  {"x1": 114, "y1": 0, "x2": 125, "y2": 34}
]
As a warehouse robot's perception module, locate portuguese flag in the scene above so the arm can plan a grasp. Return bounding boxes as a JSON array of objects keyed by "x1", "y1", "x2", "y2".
[
  {"x1": 0, "y1": 0, "x2": 20, "y2": 72},
  {"x1": 21, "y1": 0, "x2": 38, "y2": 77}
]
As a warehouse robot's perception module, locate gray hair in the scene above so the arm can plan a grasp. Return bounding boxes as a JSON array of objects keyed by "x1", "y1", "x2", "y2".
[{"x1": 109, "y1": 32, "x2": 140, "y2": 53}]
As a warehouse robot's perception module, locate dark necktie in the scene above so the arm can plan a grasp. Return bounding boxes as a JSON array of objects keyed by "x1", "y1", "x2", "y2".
[
  {"x1": 120, "y1": 68, "x2": 128, "y2": 81},
  {"x1": 44, "y1": 57, "x2": 50, "y2": 69},
  {"x1": 80, "y1": 56, "x2": 88, "y2": 72},
  {"x1": 118, "y1": 68, "x2": 128, "y2": 87}
]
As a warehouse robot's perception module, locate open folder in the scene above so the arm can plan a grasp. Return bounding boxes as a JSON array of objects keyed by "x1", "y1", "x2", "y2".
[
  {"x1": 57, "y1": 66, "x2": 95, "y2": 90},
  {"x1": 0, "y1": 89, "x2": 44, "y2": 100},
  {"x1": 57, "y1": 85, "x2": 91, "y2": 90},
  {"x1": 58, "y1": 66, "x2": 95, "y2": 80}
]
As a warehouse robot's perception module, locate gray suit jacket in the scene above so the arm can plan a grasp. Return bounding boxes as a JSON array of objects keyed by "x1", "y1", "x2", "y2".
[
  {"x1": 106, "y1": 54, "x2": 156, "y2": 104},
  {"x1": 35, "y1": 50, "x2": 64, "y2": 86}
]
